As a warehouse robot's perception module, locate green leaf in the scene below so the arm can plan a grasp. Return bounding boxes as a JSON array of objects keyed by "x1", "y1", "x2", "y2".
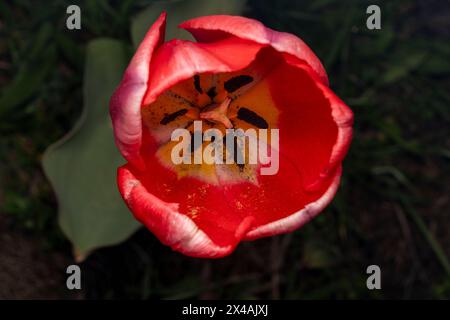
[
  {"x1": 131, "y1": 0, "x2": 246, "y2": 47},
  {"x1": 42, "y1": 39, "x2": 139, "y2": 258}
]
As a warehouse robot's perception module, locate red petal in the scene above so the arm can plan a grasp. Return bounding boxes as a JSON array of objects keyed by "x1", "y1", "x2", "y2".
[
  {"x1": 143, "y1": 36, "x2": 266, "y2": 105},
  {"x1": 244, "y1": 166, "x2": 342, "y2": 239},
  {"x1": 215, "y1": 58, "x2": 352, "y2": 239},
  {"x1": 215, "y1": 143, "x2": 341, "y2": 240},
  {"x1": 118, "y1": 148, "x2": 255, "y2": 258},
  {"x1": 269, "y1": 61, "x2": 353, "y2": 192},
  {"x1": 110, "y1": 12, "x2": 166, "y2": 169},
  {"x1": 179, "y1": 15, "x2": 329, "y2": 86}
]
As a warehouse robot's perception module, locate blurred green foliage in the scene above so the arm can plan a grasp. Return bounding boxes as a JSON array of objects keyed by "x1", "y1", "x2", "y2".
[{"x1": 0, "y1": 0, "x2": 449, "y2": 299}]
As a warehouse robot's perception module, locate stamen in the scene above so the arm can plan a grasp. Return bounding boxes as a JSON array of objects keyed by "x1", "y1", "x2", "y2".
[
  {"x1": 224, "y1": 75, "x2": 254, "y2": 93},
  {"x1": 164, "y1": 90, "x2": 196, "y2": 108},
  {"x1": 206, "y1": 87, "x2": 217, "y2": 100},
  {"x1": 160, "y1": 109, "x2": 188, "y2": 125},
  {"x1": 223, "y1": 134, "x2": 245, "y2": 172},
  {"x1": 237, "y1": 107, "x2": 268, "y2": 129},
  {"x1": 193, "y1": 75, "x2": 203, "y2": 93}
]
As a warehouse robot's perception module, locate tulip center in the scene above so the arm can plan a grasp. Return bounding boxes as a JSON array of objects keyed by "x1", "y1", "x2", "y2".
[{"x1": 141, "y1": 60, "x2": 279, "y2": 184}]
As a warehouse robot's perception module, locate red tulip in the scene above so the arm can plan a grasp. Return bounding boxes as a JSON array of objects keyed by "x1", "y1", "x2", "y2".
[{"x1": 110, "y1": 12, "x2": 353, "y2": 258}]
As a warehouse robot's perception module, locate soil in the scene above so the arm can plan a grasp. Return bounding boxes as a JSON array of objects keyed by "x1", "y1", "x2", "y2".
[{"x1": 0, "y1": 215, "x2": 79, "y2": 299}]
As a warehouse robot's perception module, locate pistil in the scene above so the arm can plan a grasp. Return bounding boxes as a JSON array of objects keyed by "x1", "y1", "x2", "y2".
[{"x1": 199, "y1": 98, "x2": 233, "y2": 129}]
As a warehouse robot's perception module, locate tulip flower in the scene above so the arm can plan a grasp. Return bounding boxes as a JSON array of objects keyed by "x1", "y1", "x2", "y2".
[{"x1": 110, "y1": 12, "x2": 353, "y2": 258}]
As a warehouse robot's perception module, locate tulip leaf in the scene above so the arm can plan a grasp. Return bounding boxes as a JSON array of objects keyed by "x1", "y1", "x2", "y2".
[
  {"x1": 42, "y1": 39, "x2": 139, "y2": 258},
  {"x1": 131, "y1": 0, "x2": 246, "y2": 47}
]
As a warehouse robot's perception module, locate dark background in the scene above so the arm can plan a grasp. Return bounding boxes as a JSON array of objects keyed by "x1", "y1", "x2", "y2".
[{"x1": 0, "y1": 0, "x2": 449, "y2": 299}]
